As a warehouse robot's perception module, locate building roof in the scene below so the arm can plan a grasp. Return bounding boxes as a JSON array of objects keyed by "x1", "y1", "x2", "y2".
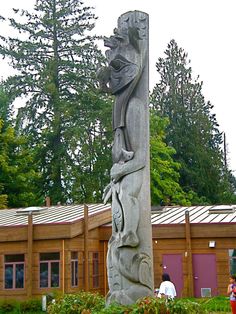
[
  {"x1": 1, "y1": 204, "x2": 236, "y2": 228},
  {"x1": 151, "y1": 205, "x2": 236, "y2": 225},
  {"x1": 0, "y1": 204, "x2": 111, "y2": 227}
]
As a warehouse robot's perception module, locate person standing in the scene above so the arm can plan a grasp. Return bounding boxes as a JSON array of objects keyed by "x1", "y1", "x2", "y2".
[
  {"x1": 158, "y1": 273, "x2": 177, "y2": 299},
  {"x1": 227, "y1": 275, "x2": 236, "y2": 314}
]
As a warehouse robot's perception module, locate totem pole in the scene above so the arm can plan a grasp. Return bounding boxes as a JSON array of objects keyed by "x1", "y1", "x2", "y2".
[{"x1": 98, "y1": 11, "x2": 154, "y2": 305}]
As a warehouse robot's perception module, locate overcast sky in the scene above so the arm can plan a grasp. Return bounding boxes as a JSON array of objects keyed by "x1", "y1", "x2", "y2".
[{"x1": 1, "y1": 0, "x2": 236, "y2": 172}]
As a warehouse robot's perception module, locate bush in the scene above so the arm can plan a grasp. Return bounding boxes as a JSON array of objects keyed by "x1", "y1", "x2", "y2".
[
  {"x1": 19, "y1": 299, "x2": 42, "y2": 313},
  {"x1": 48, "y1": 294, "x2": 211, "y2": 314},
  {"x1": 47, "y1": 291, "x2": 105, "y2": 314},
  {"x1": 168, "y1": 299, "x2": 207, "y2": 314},
  {"x1": 198, "y1": 296, "x2": 231, "y2": 312},
  {"x1": 0, "y1": 298, "x2": 45, "y2": 314},
  {"x1": 0, "y1": 300, "x2": 18, "y2": 313},
  {"x1": 40, "y1": 293, "x2": 233, "y2": 314}
]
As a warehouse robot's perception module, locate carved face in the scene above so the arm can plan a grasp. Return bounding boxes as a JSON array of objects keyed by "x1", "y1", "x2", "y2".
[{"x1": 109, "y1": 54, "x2": 139, "y2": 94}]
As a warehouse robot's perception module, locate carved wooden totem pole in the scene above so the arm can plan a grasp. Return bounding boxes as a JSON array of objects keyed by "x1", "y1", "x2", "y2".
[{"x1": 99, "y1": 11, "x2": 154, "y2": 305}]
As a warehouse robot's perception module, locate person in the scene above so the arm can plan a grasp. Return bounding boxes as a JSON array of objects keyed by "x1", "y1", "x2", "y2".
[
  {"x1": 158, "y1": 273, "x2": 177, "y2": 299},
  {"x1": 227, "y1": 275, "x2": 236, "y2": 313},
  {"x1": 154, "y1": 288, "x2": 159, "y2": 297}
]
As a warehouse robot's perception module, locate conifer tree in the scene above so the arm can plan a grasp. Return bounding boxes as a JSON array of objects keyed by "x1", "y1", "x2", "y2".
[
  {"x1": 151, "y1": 40, "x2": 236, "y2": 204},
  {"x1": 0, "y1": 0, "x2": 110, "y2": 204}
]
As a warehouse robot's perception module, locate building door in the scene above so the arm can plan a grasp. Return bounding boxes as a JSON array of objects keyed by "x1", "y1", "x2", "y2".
[
  {"x1": 162, "y1": 254, "x2": 183, "y2": 297},
  {"x1": 192, "y1": 254, "x2": 217, "y2": 297}
]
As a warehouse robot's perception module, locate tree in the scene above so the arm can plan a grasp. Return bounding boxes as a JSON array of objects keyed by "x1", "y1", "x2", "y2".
[
  {"x1": 0, "y1": 85, "x2": 43, "y2": 208},
  {"x1": 0, "y1": 0, "x2": 110, "y2": 204},
  {"x1": 150, "y1": 114, "x2": 191, "y2": 206},
  {"x1": 151, "y1": 39, "x2": 235, "y2": 204}
]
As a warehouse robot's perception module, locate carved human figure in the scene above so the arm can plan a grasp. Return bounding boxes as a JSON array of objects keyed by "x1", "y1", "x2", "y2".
[{"x1": 98, "y1": 11, "x2": 154, "y2": 305}]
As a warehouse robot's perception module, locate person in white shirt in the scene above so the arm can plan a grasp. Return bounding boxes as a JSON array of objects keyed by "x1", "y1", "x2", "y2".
[{"x1": 157, "y1": 273, "x2": 177, "y2": 299}]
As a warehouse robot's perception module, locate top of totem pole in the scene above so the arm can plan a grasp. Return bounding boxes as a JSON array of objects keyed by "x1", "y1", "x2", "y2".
[{"x1": 118, "y1": 11, "x2": 148, "y2": 40}]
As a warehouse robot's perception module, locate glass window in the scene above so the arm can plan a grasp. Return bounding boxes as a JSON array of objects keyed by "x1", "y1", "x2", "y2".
[
  {"x1": 71, "y1": 252, "x2": 78, "y2": 287},
  {"x1": 39, "y1": 252, "x2": 60, "y2": 288},
  {"x1": 40, "y1": 263, "x2": 49, "y2": 288},
  {"x1": 5, "y1": 254, "x2": 24, "y2": 263},
  {"x1": 40, "y1": 252, "x2": 60, "y2": 261},
  {"x1": 4, "y1": 254, "x2": 24, "y2": 289},
  {"x1": 5, "y1": 265, "x2": 13, "y2": 289},
  {"x1": 92, "y1": 252, "x2": 99, "y2": 288},
  {"x1": 15, "y1": 264, "x2": 24, "y2": 289},
  {"x1": 229, "y1": 250, "x2": 236, "y2": 275},
  {"x1": 51, "y1": 262, "x2": 59, "y2": 287}
]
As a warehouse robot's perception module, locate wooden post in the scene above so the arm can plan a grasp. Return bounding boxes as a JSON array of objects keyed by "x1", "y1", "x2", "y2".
[
  {"x1": 103, "y1": 241, "x2": 107, "y2": 296},
  {"x1": 185, "y1": 210, "x2": 194, "y2": 297},
  {"x1": 45, "y1": 196, "x2": 51, "y2": 207},
  {"x1": 62, "y1": 239, "x2": 65, "y2": 294},
  {"x1": 84, "y1": 204, "x2": 89, "y2": 291},
  {"x1": 27, "y1": 213, "x2": 33, "y2": 298}
]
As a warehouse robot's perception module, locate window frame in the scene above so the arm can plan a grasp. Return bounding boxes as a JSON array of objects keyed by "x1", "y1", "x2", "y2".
[
  {"x1": 229, "y1": 249, "x2": 236, "y2": 275},
  {"x1": 4, "y1": 254, "x2": 25, "y2": 290},
  {"x1": 71, "y1": 251, "x2": 78, "y2": 287},
  {"x1": 39, "y1": 252, "x2": 60, "y2": 289}
]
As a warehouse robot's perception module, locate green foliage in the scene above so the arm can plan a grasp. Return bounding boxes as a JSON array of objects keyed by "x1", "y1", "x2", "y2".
[
  {"x1": 47, "y1": 292, "x2": 105, "y2": 314},
  {"x1": 151, "y1": 39, "x2": 236, "y2": 204},
  {"x1": 0, "y1": 117, "x2": 43, "y2": 208},
  {"x1": 198, "y1": 296, "x2": 231, "y2": 312},
  {"x1": 0, "y1": 84, "x2": 44, "y2": 208},
  {"x1": 0, "y1": 300, "x2": 17, "y2": 313},
  {"x1": 48, "y1": 293, "x2": 227, "y2": 314},
  {"x1": 19, "y1": 299, "x2": 42, "y2": 313},
  {"x1": 167, "y1": 298, "x2": 206, "y2": 313},
  {"x1": 150, "y1": 114, "x2": 191, "y2": 206},
  {"x1": 0, "y1": 294, "x2": 230, "y2": 313},
  {"x1": 0, "y1": 0, "x2": 110, "y2": 205},
  {"x1": 0, "y1": 299, "x2": 44, "y2": 314}
]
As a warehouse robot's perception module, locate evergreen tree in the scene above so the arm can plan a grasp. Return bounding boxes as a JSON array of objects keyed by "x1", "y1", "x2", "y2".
[
  {"x1": 0, "y1": 0, "x2": 110, "y2": 204},
  {"x1": 151, "y1": 40, "x2": 235, "y2": 204}
]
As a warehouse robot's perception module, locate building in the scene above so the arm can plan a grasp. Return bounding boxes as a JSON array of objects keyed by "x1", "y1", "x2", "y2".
[
  {"x1": 0, "y1": 203, "x2": 235, "y2": 300},
  {"x1": 0, "y1": 204, "x2": 111, "y2": 300}
]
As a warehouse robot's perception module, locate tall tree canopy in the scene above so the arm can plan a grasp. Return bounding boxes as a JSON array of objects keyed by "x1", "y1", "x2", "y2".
[
  {"x1": 151, "y1": 39, "x2": 235, "y2": 204},
  {"x1": 0, "y1": 0, "x2": 112, "y2": 205}
]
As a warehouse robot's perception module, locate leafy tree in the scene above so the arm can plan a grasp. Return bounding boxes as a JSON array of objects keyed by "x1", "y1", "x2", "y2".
[
  {"x1": 0, "y1": 86, "x2": 43, "y2": 208},
  {"x1": 150, "y1": 114, "x2": 191, "y2": 206},
  {"x1": 0, "y1": 118, "x2": 43, "y2": 208},
  {"x1": 0, "y1": 0, "x2": 109, "y2": 204},
  {"x1": 151, "y1": 40, "x2": 235, "y2": 204}
]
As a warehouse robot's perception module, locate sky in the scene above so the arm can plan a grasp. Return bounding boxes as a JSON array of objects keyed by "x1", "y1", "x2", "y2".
[{"x1": 1, "y1": 0, "x2": 236, "y2": 172}]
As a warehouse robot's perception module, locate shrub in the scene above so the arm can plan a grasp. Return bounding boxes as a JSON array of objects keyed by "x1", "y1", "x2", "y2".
[
  {"x1": 0, "y1": 300, "x2": 18, "y2": 313},
  {"x1": 46, "y1": 293, "x2": 231, "y2": 314},
  {"x1": 168, "y1": 299, "x2": 207, "y2": 314},
  {"x1": 198, "y1": 296, "x2": 231, "y2": 312},
  {"x1": 19, "y1": 299, "x2": 42, "y2": 313},
  {"x1": 47, "y1": 291, "x2": 105, "y2": 314}
]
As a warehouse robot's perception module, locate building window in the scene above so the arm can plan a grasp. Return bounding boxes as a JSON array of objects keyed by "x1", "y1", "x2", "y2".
[
  {"x1": 71, "y1": 252, "x2": 78, "y2": 287},
  {"x1": 92, "y1": 252, "x2": 99, "y2": 288},
  {"x1": 4, "y1": 254, "x2": 25, "y2": 289},
  {"x1": 229, "y1": 249, "x2": 236, "y2": 274},
  {"x1": 39, "y1": 252, "x2": 60, "y2": 288}
]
